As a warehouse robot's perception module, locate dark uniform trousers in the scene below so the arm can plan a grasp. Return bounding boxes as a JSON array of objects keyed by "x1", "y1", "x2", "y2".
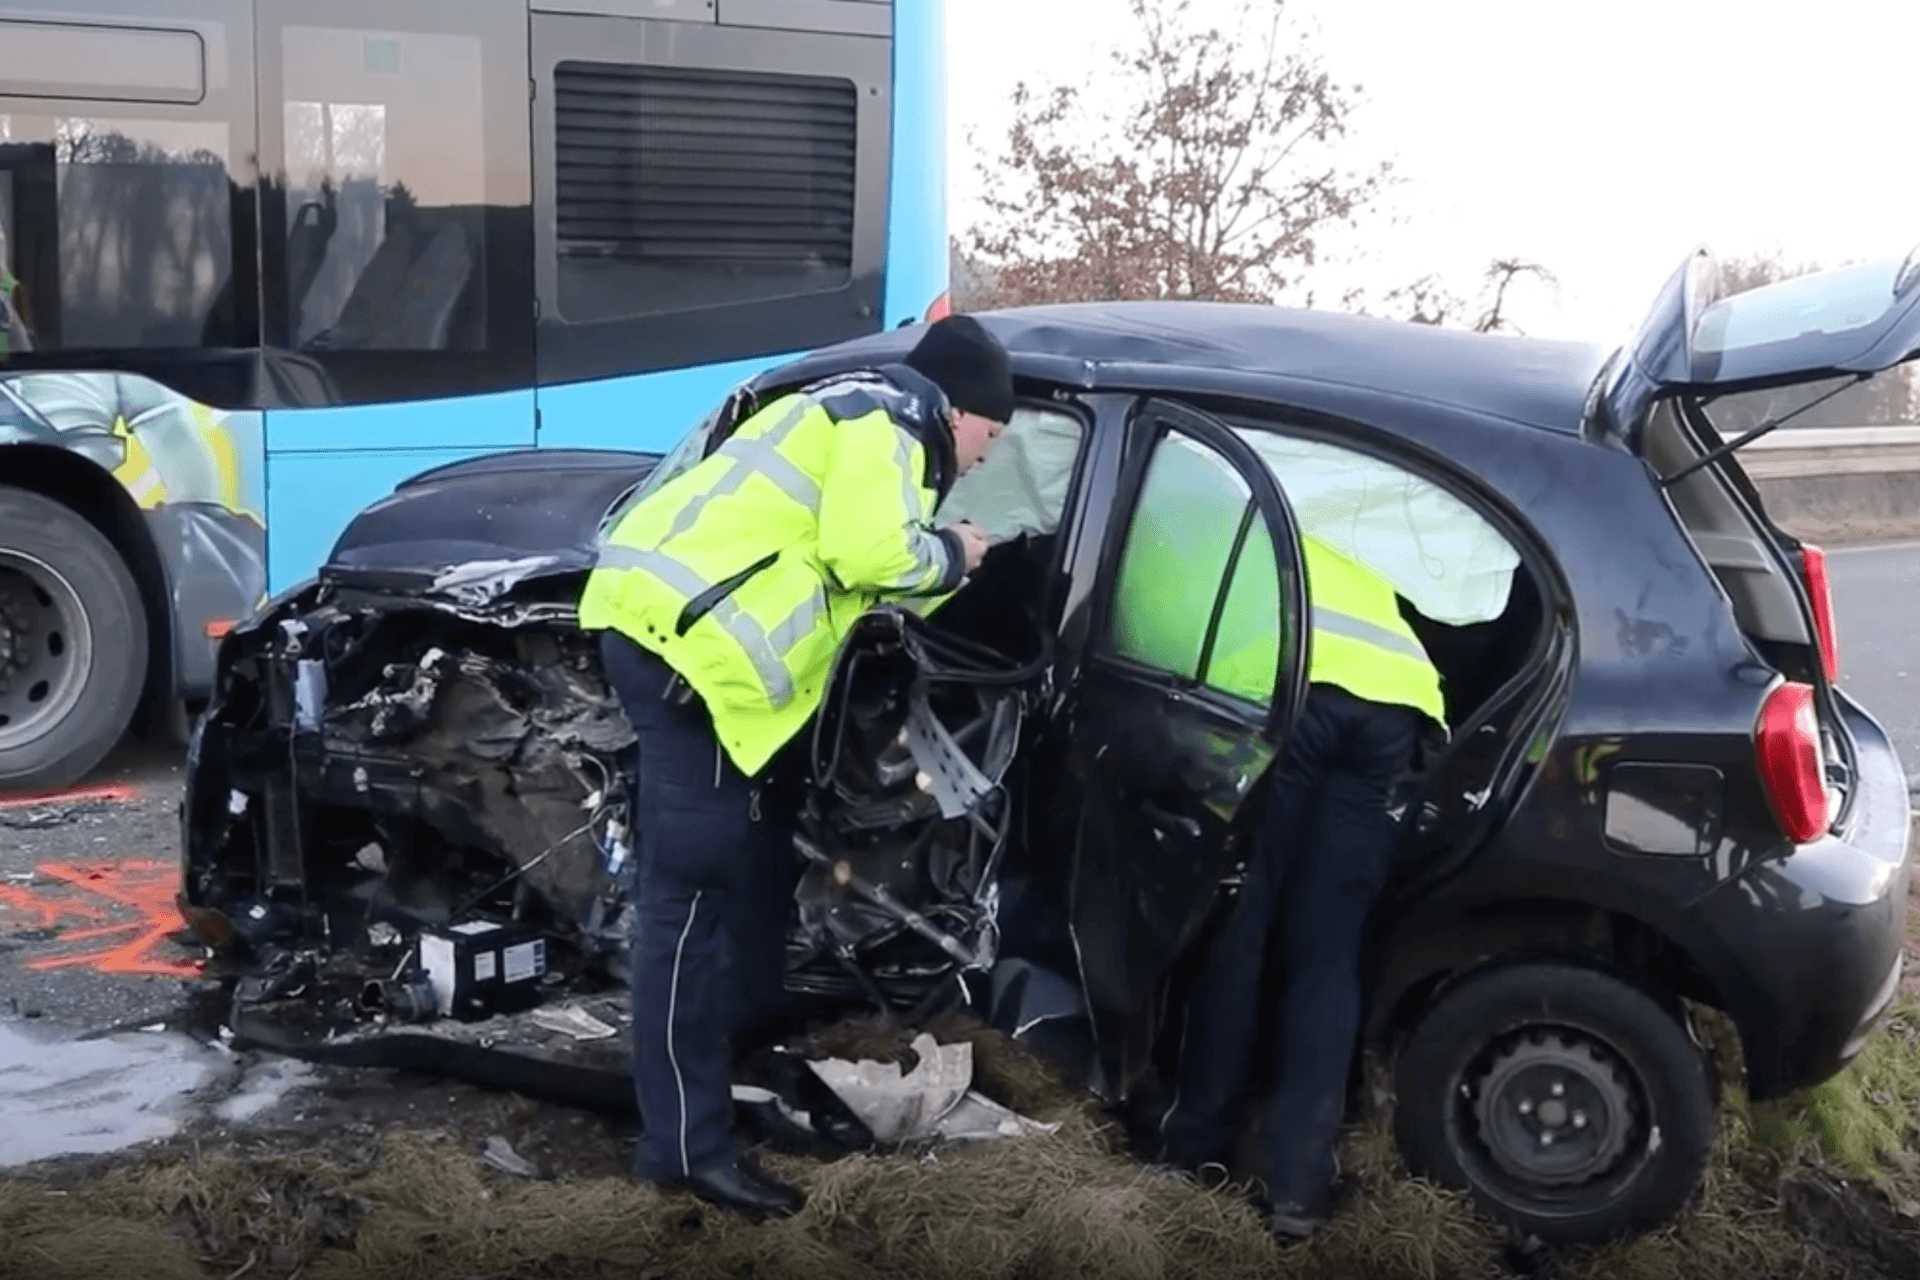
[
  {"x1": 600, "y1": 630, "x2": 795, "y2": 1181},
  {"x1": 1160, "y1": 682, "x2": 1422, "y2": 1209}
]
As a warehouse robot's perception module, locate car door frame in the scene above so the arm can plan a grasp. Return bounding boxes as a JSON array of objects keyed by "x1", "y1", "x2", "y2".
[{"x1": 1047, "y1": 390, "x2": 1311, "y2": 1098}]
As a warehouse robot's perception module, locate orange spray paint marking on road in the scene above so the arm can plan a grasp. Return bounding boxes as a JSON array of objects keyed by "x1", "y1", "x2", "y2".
[
  {"x1": 0, "y1": 783, "x2": 139, "y2": 812},
  {"x1": 0, "y1": 882, "x2": 110, "y2": 929},
  {"x1": 0, "y1": 861, "x2": 203, "y2": 977}
]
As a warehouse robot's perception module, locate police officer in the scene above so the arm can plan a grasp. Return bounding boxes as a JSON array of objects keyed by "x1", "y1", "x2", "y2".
[
  {"x1": 1158, "y1": 534, "x2": 1447, "y2": 1240},
  {"x1": 577, "y1": 315, "x2": 1015, "y2": 1218}
]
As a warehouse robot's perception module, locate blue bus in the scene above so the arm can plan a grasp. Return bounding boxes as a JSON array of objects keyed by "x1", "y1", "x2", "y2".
[{"x1": 0, "y1": 0, "x2": 950, "y2": 794}]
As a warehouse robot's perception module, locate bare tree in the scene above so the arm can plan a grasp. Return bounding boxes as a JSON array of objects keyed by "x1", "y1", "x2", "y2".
[
  {"x1": 964, "y1": 0, "x2": 1393, "y2": 309},
  {"x1": 1331, "y1": 257, "x2": 1560, "y2": 335}
]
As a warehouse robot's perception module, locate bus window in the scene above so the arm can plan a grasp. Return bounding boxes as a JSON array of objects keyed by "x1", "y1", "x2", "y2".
[
  {"x1": 531, "y1": 13, "x2": 892, "y2": 387},
  {"x1": 0, "y1": 113, "x2": 236, "y2": 352},
  {"x1": 1, "y1": 168, "x2": 27, "y2": 357},
  {"x1": 257, "y1": 0, "x2": 533, "y2": 406},
  {"x1": 279, "y1": 30, "x2": 484, "y2": 353}
]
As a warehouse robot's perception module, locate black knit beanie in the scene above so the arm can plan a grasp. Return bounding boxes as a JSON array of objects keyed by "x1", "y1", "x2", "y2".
[{"x1": 903, "y1": 314, "x2": 1015, "y2": 423}]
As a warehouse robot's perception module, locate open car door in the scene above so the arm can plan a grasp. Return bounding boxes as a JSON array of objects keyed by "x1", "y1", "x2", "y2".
[{"x1": 1056, "y1": 397, "x2": 1309, "y2": 1097}]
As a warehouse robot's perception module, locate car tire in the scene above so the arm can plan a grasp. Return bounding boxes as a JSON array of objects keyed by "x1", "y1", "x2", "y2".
[
  {"x1": 0, "y1": 486, "x2": 148, "y2": 794},
  {"x1": 1392, "y1": 961, "x2": 1717, "y2": 1246}
]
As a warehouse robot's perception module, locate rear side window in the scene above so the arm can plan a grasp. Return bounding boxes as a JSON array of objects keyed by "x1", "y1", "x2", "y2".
[
  {"x1": 552, "y1": 62, "x2": 856, "y2": 325},
  {"x1": 1108, "y1": 431, "x2": 1280, "y2": 706}
]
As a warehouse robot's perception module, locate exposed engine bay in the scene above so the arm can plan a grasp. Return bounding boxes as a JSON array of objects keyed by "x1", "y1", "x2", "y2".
[{"x1": 179, "y1": 546, "x2": 1058, "y2": 1096}]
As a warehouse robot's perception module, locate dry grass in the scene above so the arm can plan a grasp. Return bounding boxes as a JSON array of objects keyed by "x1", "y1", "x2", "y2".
[{"x1": 4, "y1": 1004, "x2": 1918, "y2": 1280}]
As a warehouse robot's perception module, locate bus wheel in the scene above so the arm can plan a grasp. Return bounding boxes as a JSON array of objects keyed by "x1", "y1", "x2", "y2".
[{"x1": 0, "y1": 487, "x2": 148, "y2": 795}]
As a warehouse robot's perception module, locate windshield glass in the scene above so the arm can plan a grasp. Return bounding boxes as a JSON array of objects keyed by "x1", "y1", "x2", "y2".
[
  {"x1": 593, "y1": 395, "x2": 733, "y2": 539},
  {"x1": 1694, "y1": 259, "x2": 1906, "y2": 356}
]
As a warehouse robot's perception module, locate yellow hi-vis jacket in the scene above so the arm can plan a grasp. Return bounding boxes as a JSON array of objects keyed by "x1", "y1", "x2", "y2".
[
  {"x1": 1299, "y1": 535, "x2": 1446, "y2": 724},
  {"x1": 578, "y1": 365, "x2": 965, "y2": 776},
  {"x1": 1209, "y1": 535, "x2": 1447, "y2": 726}
]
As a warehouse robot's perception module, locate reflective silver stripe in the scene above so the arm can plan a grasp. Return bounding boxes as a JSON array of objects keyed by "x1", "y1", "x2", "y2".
[
  {"x1": 666, "y1": 890, "x2": 703, "y2": 1176},
  {"x1": 1312, "y1": 606, "x2": 1430, "y2": 663},
  {"x1": 892, "y1": 427, "x2": 927, "y2": 524},
  {"x1": 594, "y1": 545, "x2": 804, "y2": 709},
  {"x1": 755, "y1": 449, "x2": 822, "y2": 509},
  {"x1": 660, "y1": 398, "x2": 817, "y2": 544},
  {"x1": 596, "y1": 544, "x2": 660, "y2": 573},
  {"x1": 768, "y1": 588, "x2": 826, "y2": 655},
  {"x1": 886, "y1": 427, "x2": 943, "y2": 591}
]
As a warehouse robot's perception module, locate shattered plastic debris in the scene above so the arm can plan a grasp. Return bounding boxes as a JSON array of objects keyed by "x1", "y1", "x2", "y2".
[
  {"x1": 0, "y1": 807, "x2": 81, "y2": 830},
  {"x1": 806, "y1": 1033, "x2": 1062, "y2": 1145},
  {"x1": 479, "y1": 1134, "x2": 539, "y2": 1178},
  {"x1": 527, "y1": 1004, "x2": 617, "y2": 1041}
]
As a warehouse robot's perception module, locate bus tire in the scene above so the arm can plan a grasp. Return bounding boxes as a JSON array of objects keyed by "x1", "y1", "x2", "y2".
[{"x1": 0, "y1": 486, "x2": 149, "y2": 795}]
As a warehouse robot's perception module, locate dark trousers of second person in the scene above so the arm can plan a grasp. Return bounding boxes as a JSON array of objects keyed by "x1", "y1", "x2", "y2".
[
  {"x1": 1159, "y1": 682, "x2": 1421, "y2": 1212},
  {"x1": 599, "y1": 630, "x2": 795, "y2": 1182}
]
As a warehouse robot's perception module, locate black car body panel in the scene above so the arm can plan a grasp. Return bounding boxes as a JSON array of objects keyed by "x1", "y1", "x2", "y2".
[
  {"x1": 1689, "y1": 689, "x2": 1910, "y2": 1098},
  {"x1": 327, "y1": 447, "x2": 658, "y2": 587},
  {"x1": 182, "y1": 271, "x2": 1912, "y2": 1237}
]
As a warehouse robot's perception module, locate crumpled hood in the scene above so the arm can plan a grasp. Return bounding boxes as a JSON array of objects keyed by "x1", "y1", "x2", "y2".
[{"x1": 322, "y1": 448, "x2": 660, "y2": 595}]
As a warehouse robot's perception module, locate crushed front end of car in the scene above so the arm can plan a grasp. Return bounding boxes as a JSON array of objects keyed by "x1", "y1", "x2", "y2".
[{"x1": 178, "y1": 552, "x2": 1051, "y2": 1097}]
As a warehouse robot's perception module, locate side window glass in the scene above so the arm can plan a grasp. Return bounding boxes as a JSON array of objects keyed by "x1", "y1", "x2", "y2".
[
  {"x1": 1108, "y1": 430, "x2": 1279, "y2": 706},
  {"x1": 937, "y1": 406, "x2": 1085, "y2": 542},
  {"x1": 1233, "y1": 427, "x2": 1522, "y2": 627},
  {"x1": 0, "y1": 176, "x2": 25, "y2": 357},
  {"x1": 0, "y1": 111, "x2": 235, "y2": 353},
  {"x1": 280, "y1": 27, "x2": 487, "y2": 353},
  {"x1": 1203, "y1": 517, "x2": 1280, "y2": 705}
]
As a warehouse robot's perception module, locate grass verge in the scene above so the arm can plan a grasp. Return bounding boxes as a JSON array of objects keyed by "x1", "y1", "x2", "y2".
[{"x1": 2, "y1": 1005, "x2": 1917, "y2": 1280}]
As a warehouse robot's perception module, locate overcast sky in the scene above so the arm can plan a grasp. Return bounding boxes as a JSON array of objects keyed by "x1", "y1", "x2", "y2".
[{"x1": 946, "y1": 0, "x2": 1920, "y2": 345}]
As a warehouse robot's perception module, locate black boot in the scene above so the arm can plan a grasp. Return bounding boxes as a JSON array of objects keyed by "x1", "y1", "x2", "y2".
[{"x1": 653, "y1": 1156, "x2": 806, "y2": 1220}]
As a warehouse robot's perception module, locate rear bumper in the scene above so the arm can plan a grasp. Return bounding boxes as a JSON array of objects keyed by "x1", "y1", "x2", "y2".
[{"x1": 1697, "y1": 690, "x2": 1911, "y2": 1100}]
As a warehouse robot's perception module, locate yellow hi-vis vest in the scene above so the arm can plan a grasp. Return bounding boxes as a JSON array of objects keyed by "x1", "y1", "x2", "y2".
[
  {"x1": 577, "y1": 367, "x2": 964, "y2": 776},
  {"x1": 1299, "y1": 535, "x2": 1446, "y2": 724},
  {"x1": 1206, "y1": 535, "x2": 1445, "y2": 725}
]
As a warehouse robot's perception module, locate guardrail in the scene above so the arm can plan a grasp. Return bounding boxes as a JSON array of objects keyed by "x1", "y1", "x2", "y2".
[
  {"x1": 1738, "y1": 426, "x2": 1920, "y2": 480},
  {"x1": 1732, "y1": 425, "x2": 1920, "y2": 542}
]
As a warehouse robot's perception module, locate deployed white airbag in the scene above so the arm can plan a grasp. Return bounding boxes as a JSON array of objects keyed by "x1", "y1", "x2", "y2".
[{"x1": 1237, "y1": 431, "x2": 1518, "y2": 626}]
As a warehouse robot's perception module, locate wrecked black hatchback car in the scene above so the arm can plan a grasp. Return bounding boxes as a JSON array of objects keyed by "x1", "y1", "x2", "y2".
[{"x1": 182, "y1": 249, "x2": 1916, "y2": 1245}]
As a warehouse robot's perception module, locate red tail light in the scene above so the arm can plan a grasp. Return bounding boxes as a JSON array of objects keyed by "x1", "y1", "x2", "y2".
[
  {"x1": 1800, "y1": 544, "x2": 1841, "y2": 682},
  {"x1": 1756, "y1": 681, "x2": 1827, "y2": 843},
  {"x1": 925, "y1": 291, "x2": 952, "y2": 322}
]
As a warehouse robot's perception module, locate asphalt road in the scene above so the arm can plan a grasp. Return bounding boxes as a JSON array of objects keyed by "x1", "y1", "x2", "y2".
[
  {"x1": 0, "y1": 736, "x2": 192, "y2": 1032},
  {"x1": 2, "y1": 540, "x2": 1918, "y2": 1166}
]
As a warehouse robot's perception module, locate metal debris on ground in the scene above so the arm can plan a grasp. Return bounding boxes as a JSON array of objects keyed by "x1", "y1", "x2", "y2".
[
  {"x1": 0, "y1": 807, "x2": 80, "y2": 830},
  {"x1": 479, "y1": 1134, "x2": 539, "y2": 1178},
  {"x1": 806, "y1": 1032, "x2": 1062, "y2": 1145},
  {"x1": 527, "y1": 1004, "x2": 617, "y2": 1041}
]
